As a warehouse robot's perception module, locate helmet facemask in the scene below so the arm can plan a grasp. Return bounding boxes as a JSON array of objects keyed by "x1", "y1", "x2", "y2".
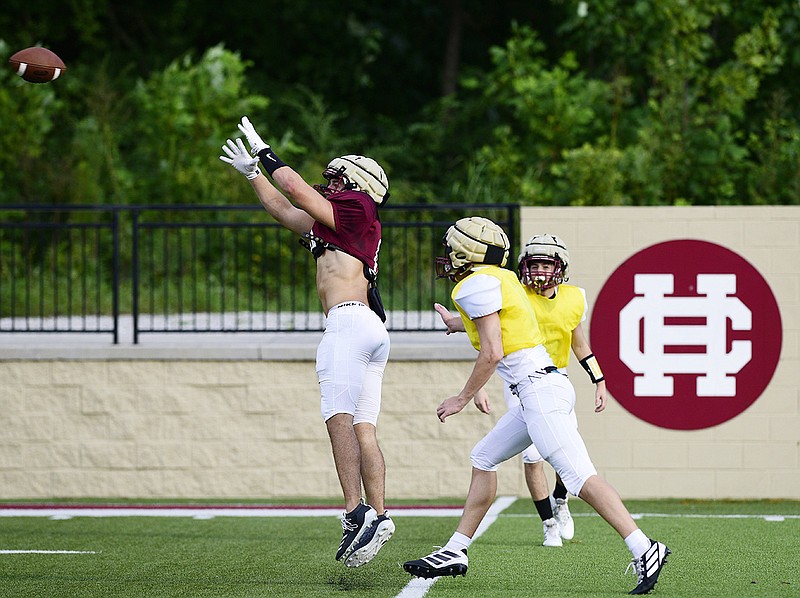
[
  {"x1": 435, "y1": 244, "x2": 470, "y2": 281},
  {"x1": 517, "y1": 234, "x2": 570, "y2": 291},
  {"x1": 314, "y1": 165, "x2": 358, "y2": 198},
  {"x1": 434, "y1": 254, "x2": 455, "y2": 280},
  {"x1": 519, "y1": 256, "x2": 566, "y2": 291}
]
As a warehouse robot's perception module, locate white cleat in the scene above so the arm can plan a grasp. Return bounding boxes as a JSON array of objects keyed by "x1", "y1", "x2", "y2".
[
  {"x1": 542, "y1": 517, "x2": 563, "y2": 547},
  {"x1": 552, "y1": 496, "x2": 575, "y2": 540},
  {"x1": 345, "y1": 513, "x2": 395, "y2": 568}
]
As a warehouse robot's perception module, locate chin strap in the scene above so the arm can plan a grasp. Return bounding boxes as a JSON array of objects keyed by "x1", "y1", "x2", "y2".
[{"x1": 579, "y1": 353, "x2": 604, "y2": 384}]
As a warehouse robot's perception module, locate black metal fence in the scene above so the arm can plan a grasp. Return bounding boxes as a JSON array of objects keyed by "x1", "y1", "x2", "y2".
[
  {"x1": 1, "y1": 203, "x2": 518, "y2": 343},
  {"x1": 0, "y1": 206, "x2": 121, "y2": 342}
]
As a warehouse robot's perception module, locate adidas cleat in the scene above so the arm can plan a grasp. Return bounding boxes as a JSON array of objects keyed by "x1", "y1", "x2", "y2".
[
  {"x1": 628, "y1": 539, "x2": 671, "y2": 595},
  {"x1": 345, "y1": 513, "x2": 395, "y2": 568},
  {"x1": 335, "y1": 499, "x2": 377, "y2": 562},
  {"x1": 403, "y1": 547, "x2": 468, "y2": 579}
]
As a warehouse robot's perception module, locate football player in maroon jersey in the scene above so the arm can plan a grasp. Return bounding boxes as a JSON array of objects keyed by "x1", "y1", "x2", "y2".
[{"x1": 221, "y1": 117, "x2": 394, "y2": 568}]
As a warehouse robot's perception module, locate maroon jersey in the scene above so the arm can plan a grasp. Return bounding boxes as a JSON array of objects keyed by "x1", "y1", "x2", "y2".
[{"x1": 310, "y1": 190, "x2": 382, "y2": 273}]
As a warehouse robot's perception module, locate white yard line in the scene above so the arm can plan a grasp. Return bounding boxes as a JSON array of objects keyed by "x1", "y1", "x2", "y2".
[
  {"x1": 0, "y1": 550, "x2": 97, "y2": 554},
  {"x1": 395, "y1": 495, "x2": 517, "y2": 598},
  {"x1": 0, "y1": 506, "x2": 465, "y2": 519},
  {"x1": 2, "y1": 504, "x2": 795, "y2": 521},
  {"x1": 0, "y1": 505, "x2": 462, "y2": 560},
  {"x1": 503, "y1": 512, "x2": 800, "y2": 521},
  {"x1": 0, "y1": 504, "x2": 468, "y2": 561}
]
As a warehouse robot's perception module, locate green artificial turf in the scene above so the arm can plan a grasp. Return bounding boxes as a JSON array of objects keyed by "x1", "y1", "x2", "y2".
[{"x1": 0, "y1": 499, "x2": 798, "y2": 597}]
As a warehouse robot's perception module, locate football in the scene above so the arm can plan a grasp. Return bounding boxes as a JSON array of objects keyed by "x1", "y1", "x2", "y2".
[{"x1": 8, "y1": 47, "x2": 66, "y2": 83}]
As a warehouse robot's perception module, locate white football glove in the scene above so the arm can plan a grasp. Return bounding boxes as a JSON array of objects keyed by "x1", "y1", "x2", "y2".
[
  {"x1": 219, "y1": 138, "x2": 261, "y2": 180},
  {"x1": 238, "y1": 116, "x2": 269, "y2": 156}
]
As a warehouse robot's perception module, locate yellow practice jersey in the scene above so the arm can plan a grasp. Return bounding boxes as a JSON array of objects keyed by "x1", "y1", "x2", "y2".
[
  {"x1": 452, "y1": 265, "x2": 547, "y2": 355},
  {"x1": 527, "y1": 284, "x2": 587, "y2": 368}
]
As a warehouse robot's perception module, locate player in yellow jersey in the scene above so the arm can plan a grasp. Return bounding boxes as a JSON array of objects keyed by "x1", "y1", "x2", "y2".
[
  {"x1": 403, "y1": 217, "x2": 670, "y2": 595},
  {"x1": 512, "y1": 234, "x2": 606, "y2": 546},
  {"x1": 436, "y1": 234, "x2": 606, "y2": 547}
]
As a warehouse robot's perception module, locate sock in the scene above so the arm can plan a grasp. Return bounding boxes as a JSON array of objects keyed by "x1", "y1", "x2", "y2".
[
  {"x1": 553, "y1": 479, "x2": 568, "y2": 501},
  {"x1": 534, "y1": 497, "x2": 554, "y2": 521},
  {"x1": 444, "y1": 531, "x2": 471, "y2": 553},
  {"x1": 624, "y1": 529, "x2": 651, "y2": 559}
]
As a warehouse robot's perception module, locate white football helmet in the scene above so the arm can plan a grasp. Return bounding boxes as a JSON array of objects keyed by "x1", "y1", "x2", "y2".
[
  {"x1": 435, "y1": 216, "x2": 510, "y2": 280},
  {"x1": 322, "y1": 155, "x2": 390, "y2": 204},
  {"x1": 518, "y1": 234, "x2": 570, "y2": 290}
]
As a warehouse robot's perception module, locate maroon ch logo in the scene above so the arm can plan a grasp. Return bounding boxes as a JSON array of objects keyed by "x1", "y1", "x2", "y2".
[{"x1": 590, "y1": 240, "x2": 782, "y2": 430}]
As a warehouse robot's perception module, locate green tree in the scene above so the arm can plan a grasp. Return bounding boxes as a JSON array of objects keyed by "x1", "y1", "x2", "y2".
[
  {"x1": 2, "y1": 2, "x2": 800, "y2": 207},
  {"x1": 551, "y1": 0, "x2": 798, "y2": 204},
  {"x1": 632, "y1": 3, "x2": 784, "y2": 204},
  {"x1": 125, "y1": 45, "x2": 269, "y2": 205},
  {"x1": 0, "y1": 41, "x2": 65, "y2": 204},
  {"x1": 451, "y1": 3, "x2": 795, "y2": 206},
  {"x1": 459, "y1": 24, "x2": 615, "y2": 205}
]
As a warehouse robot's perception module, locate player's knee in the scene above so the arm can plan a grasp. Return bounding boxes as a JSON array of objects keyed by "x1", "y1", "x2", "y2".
[
  {"x1": 521, "y1": 445, "x2": 544, "y2": 464},
  {"x1": 469, "y1": 446, "x2": 500, "y2": 472},
  {"x1": 557, "y1": 467, "x2": 596, "y2": 496},
  {"x1": 548, "y1": 451, "x2": 596, "y2": 496}
]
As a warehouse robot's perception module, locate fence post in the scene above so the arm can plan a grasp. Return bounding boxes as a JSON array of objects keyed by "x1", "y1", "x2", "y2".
[
  {"x1": 112, "y1": 209, "x2": 120, "y2": 344},
  {"x1": 132, "y1": 209, "x2": 140, "y2": 345}
]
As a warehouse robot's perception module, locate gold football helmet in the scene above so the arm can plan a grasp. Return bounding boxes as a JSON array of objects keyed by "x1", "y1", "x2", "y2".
[
  {"x1": 518, "y1": 234, "x2": 570, "y2": 290},
  {"x1": 435, "y1": 216, "x2": 510, "y2": 280}
]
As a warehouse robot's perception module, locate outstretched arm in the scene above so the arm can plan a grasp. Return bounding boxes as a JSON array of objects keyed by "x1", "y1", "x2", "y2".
[
  {"x1": 220, "y1": 137, "x2": 315, "y2": 235},
  {"x1": 572, "y1": 322, "x2": 607, "y2": 413},
  {"x1": 250, "y1": 172, "x2": 316, "y2": 235},
  {"x1": 271, "y1": 168, "x2": 335, "y2": 231},
  {"x1": 238, "y1": 116, "x2": 336, "y2": 230}
]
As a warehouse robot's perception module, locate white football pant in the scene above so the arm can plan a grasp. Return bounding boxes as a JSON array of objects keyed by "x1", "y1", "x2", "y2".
[
  {"x1": 317, "y1": 302, "x2": 390, "y2": 426},
  {"x1": 472, "y1": 372, "x2": 596, "y2": 496}
]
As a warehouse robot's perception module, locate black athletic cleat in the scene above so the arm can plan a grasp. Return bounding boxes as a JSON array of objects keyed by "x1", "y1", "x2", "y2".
[
  {"x1": 403, "y1": 547, "x2": 468, "y2": 578},
  {"x1": 345, "y1": 512, "x2": 395, "y2": 568},
  {"x1": 628, "y1": 539, "x2": 671, "y2": 594},
  {"x1": 336, "y1": 499, "x2": 377, "y2": 562}
]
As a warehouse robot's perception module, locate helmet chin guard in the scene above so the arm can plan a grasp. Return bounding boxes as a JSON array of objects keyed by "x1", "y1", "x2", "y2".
[
  {"x1": 322, "y1": 155, "x2": 390, "y2": 204},
  {"x1": 518, "y1": 234, "x2": 570, "y2": 290},
  {"x1": 436, "y1": 217, "x2": 510, "y2": 280}
]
